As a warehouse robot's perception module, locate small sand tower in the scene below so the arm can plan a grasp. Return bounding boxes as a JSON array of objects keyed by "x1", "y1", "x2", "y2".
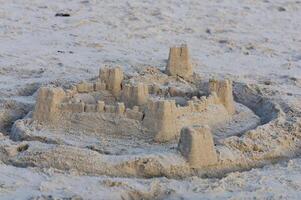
[
  {"x1": 209, "y1": 79, "x2": 235, "y2": 114},
  {"x1": 166, "y1": 44, "x2": 193, "y2": 78},
  {"x1": 99, "y1": 66, "x2": 124, "y2": 97},
  {"x1": 121, "y1": 83, "x2": 149, "y2": 108},
  {"x1": 143, "y1": 99, "x2": 178, "y2": 142},
  {"x1": 178, "y1": 125, "x2": 218, "y2": 168},
  {"x1": 33, "y1": 87, "x2": 66, "y2": 123}
]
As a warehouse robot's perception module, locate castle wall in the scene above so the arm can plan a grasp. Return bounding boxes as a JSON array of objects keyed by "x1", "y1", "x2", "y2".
[
  {"x1": 59, "y1": 100, "x2": 144, "y2": 122},
  {"x1": 60, "y1": 102, "x2": 85, "y2": 113},
  {"x1": 174, "y1": 93, "x2": 220, "y2": 116}
]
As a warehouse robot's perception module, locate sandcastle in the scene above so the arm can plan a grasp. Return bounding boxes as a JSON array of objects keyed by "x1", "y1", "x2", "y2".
[
  {"x1": 7, "y1": 46, "x2": 299, "y2": 179},
  {"x1": 30, "y1": 45, "x2": 237, "y2": 169}
]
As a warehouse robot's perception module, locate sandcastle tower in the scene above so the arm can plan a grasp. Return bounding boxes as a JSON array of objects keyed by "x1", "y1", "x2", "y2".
[
  {"x1": 121, "y1": 83, "x2": 149, "y2": 108},
  {"x1": 143, "y1": 100, "x2": 178, "y2": 142},
  {"x1": 99, "y1": 67, "x2": 124, "y2": 97},
  {"x1": 166, "y1": 44, "x2": 193, "y2": 78},
  {"x1": 209, "y1": 79, "x2": 235, "y2": 114},
  {"x1": 178, "y1": 125, "x2": 218, "y2": 168},
  {"x1": 33, "y1": 87, "x2": 66, "y2": 123}
]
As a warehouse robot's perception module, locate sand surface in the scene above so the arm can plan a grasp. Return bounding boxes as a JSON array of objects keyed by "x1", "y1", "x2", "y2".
[{"x1": 0, "y1": 0, "x2": 301, "y2": 199}]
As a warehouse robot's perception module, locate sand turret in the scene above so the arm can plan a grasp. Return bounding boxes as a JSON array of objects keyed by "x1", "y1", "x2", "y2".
[
  {"x1": 121, "y1": 83, "x2": 149, "y2": 108},
  {"x1": 178, "y1": 125, "x2": 218, "y2": 168},
  {"x1": 143, "y1": 100, "x2": 178, "y2": 142},
  {"x1": 166, "y1": 44, "x2": 193, "y2": 78},
  {"x1": 209, "y1": 79, "x2": 235, "y2": 114},
  {"x1": 99, "y1": 66, "x2": 123, "y2": 97},
  {"x1": 33, "y1": 87, "x2": 66, "y2": 123}
]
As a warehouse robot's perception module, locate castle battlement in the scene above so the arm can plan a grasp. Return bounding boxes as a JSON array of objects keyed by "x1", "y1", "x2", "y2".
[{"x1": 60, "y1": 100, "x2": 133, "y2": 116}]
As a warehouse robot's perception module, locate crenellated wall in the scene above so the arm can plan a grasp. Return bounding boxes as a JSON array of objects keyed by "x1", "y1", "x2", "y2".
[
  {"x1": 60, "y1": 102, "x2": 85, "y2": 113},
  {"x1": 59, "y1": 100, "x2": 143, "y2": 120},
  {"x1": 176, "y1": 93, "x2": 220, "y2": 116}
]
